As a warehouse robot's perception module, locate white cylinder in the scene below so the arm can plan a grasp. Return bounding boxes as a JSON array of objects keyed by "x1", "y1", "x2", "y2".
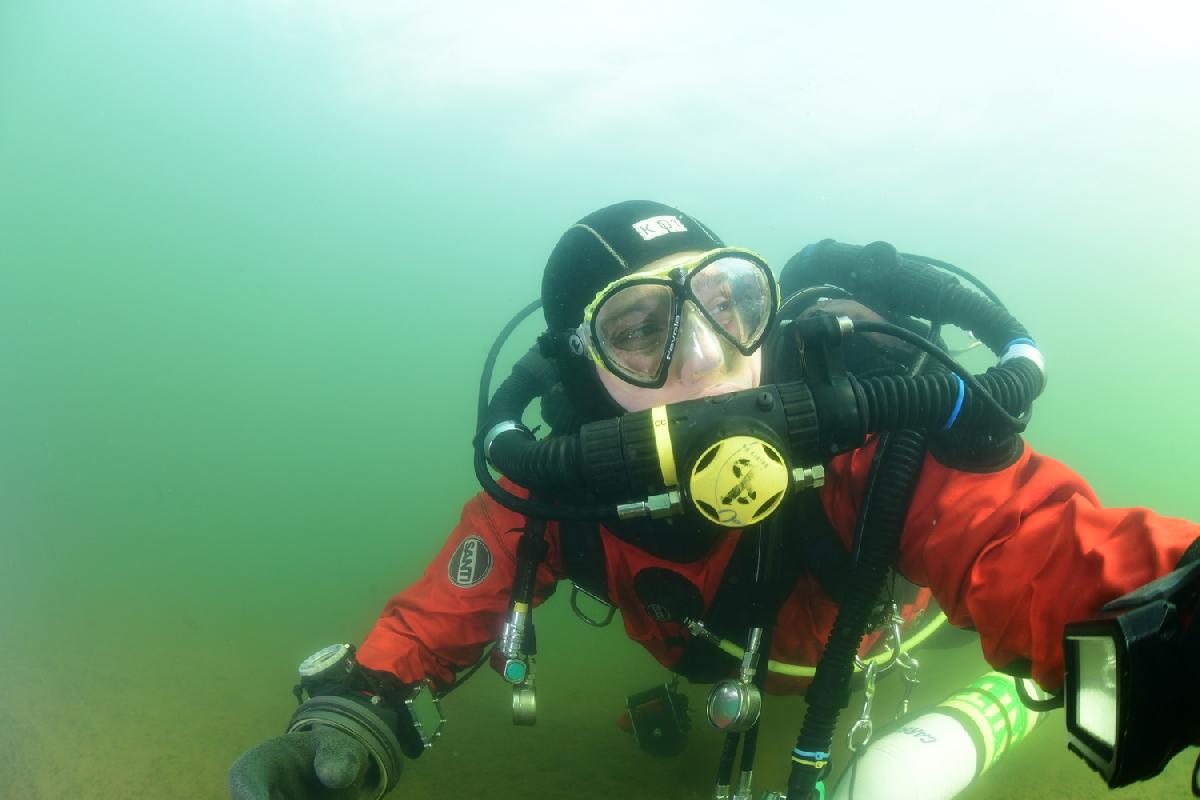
[
  {"x1": 829, "y1": 711, "x2": 980, "y2": 800},
  {"x1": 829, "y1": 671, "x2": 1049, "y2": 800}
]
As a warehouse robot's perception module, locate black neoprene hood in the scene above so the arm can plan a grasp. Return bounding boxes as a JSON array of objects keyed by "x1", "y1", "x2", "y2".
[
  {"x1": 540, "y1": 200, "x2": 727, "y2": 425},
  {"x1": 541, "y1": 200, "x2": 725, "y2": 332}
]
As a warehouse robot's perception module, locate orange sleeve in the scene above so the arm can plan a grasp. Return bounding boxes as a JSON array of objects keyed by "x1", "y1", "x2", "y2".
[
  {"x1": 821, "y1": 440, "x2": 1198, "y2": 689},
  {"x1": 356, "y1": 489, "x2": 564, "y2": 689}
]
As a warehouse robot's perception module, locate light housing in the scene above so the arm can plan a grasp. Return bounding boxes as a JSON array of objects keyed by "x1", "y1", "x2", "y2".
[{"x1": 1063, "y1": 559, "x2": 1200, "y2": 789}]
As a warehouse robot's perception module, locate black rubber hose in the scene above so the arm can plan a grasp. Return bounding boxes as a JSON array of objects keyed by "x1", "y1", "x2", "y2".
[
  {"x1": 842, "y1": 246, "x2": 1027, "y2": 354},
  {"x1": 481, "y1": 358, "x2": 1040, "y2": 507},
  {"x1": 486, "y1": 431, "x2": 586, "y2": 493},
  {"x1": 849, "y1": 319, "x2": 1038, "y2": 434},
  {"x1": 476, "y1": 299, "x2": 542, "y2": 426},
  {"x1": 734, "y1": 520, "x2": 780, "y2": 788},
  {"x1": 901, "y1": 253, "x2": 1007, "y2": 310},
  {"x1": 478, "y1": 345, "x2": 560, "y2": 438},
  {"x1": 480, "y1": 320, "x2": 1040, "y2": 517},
  {"x1": 734, "y1": 623, "x2": 774, "y2": 787},
  {"x1": 787, "y1": 429, "x2": 928, "y2": 800},
  {"x1": 475, "y1": 339, "x2": 613, "y2": 519},
  {"x1": 510, "y1": 514, "x2": 549, "y2": 608},
  {"x1": 473, "y1": 447, "x2": 613, "y2": 521},
  {"x1": 855, "y1": 359, "x2": 1042, "y2": 438},
  {"x1": 736, "y1": 724, "x2": 760, "y2": 788},
  {"x1": 715, "y1": 731, "x2": 741, "y2": 791},
  {"x1": 781, "y1": 240, "x2": 1027, "y2": 358},
  {"x1": 932, "y1": 283, "x2": 1028, "y2": 354}
]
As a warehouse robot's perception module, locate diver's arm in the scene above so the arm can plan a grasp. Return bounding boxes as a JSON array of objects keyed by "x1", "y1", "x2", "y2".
[
  {"x1": 820, "y1": 439, "x2": 1198, "y2": 689},
  {"x1": 229, "y1": 489, "x2": 563, "y2": 799},
  {"x1": 907, "y1": 445, "x2": 1194, "y2": 688},
  {"x1": 356, "y1": 487, "x2": 565, "y2": 689}
]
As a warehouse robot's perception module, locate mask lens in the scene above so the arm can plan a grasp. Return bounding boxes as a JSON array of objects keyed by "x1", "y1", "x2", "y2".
[
  {"x1": 689, "y1": 256, "x2": 774, "y2": 349},
  {"x1": 593, "y1": 282, "x2": 676, "y2": 383}
]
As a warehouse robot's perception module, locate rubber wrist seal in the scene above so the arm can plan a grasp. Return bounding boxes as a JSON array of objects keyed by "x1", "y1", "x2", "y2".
[{"x1": 287, "y1": 694, "x2": 405, "y2": 799}]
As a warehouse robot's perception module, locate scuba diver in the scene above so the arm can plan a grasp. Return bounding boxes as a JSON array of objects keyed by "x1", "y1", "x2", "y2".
[{"x1": 228, "y1": 200, "x2": 1200, "y2": 800}]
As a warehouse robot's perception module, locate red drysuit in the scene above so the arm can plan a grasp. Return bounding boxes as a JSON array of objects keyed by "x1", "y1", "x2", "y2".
[{"x1": 357, "y1": 439, "x2": 1196, "y2": 692}]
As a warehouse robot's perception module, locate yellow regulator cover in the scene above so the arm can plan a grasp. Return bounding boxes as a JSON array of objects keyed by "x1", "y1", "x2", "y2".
[{"x1": 688, "y1": 436, "x2": 790, "y2": 527}]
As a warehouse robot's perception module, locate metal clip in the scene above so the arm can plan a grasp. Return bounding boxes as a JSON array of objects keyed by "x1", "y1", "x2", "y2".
[
  {"x1": 896, "y1": 651, "x2": 920, "y2": 719},
  {"x1": 847, "y1": 660, "x2": 877, "y2": 752},
  {"x1": 860, "y1": 604, "x2": 907, "y2": 678},
  {"x1": 569, "y1": 584, "x2": 616, "y2": 627}
]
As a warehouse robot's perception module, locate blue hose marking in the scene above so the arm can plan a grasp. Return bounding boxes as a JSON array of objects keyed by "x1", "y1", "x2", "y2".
[
  {"x1": 794, "y1": 748, "x2": 831, "y2": 759},
  {"x1": 944, "y1": 374, "x2": 965, "y2": 431},
  {"x1": 1004, "y1": 337, "x2": 1036, "y2": 349}
]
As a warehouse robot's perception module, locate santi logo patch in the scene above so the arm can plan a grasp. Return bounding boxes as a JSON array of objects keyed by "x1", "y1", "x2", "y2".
[
  {"x1": 646, "y1": 603, "x2": 673, "y2": 623},
  {"x1": 633, "y1": 215, "x2": 688, "y2": 241},
  {"x1": 448, "y1": 536, "x2": 493, "y2": 588},
  {"x1": 633, "y1": 567, "x2": 705, "y2": 625}
]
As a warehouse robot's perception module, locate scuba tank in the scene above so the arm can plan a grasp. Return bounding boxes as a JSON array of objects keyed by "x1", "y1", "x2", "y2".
[{"x1": 829, "y1": 671, "x2": 1053, "y2": 800}]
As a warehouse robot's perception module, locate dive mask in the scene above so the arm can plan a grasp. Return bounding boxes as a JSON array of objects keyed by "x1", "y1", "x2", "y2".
[{"x1": 577, "y1": 248, "x2": 779, "y2": 388}]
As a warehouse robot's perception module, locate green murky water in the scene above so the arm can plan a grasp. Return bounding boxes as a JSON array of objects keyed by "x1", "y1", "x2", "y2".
[{"x1": 3, "y1": 3, "x2": 1198, "y2": 798}]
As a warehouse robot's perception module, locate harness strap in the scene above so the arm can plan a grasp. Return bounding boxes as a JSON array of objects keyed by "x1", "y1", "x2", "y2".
[{"x1": 558, "y1": 517, "x2": 612, "y2": 605}]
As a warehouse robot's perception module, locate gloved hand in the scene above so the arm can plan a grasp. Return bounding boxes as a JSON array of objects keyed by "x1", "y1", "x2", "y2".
[{"x1": 229, "y1": 724, "x2": 376, "y2": 800}]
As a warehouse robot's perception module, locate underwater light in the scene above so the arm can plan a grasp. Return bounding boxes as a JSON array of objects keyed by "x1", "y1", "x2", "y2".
[{"x1": 1063, "y1": 559, "x2": 1200, "y2": 793}]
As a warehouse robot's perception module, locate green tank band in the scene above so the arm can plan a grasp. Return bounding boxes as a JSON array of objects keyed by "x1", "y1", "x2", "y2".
[{"x1": 938, "y1": 671, "x2": 1046, "y2": 774}]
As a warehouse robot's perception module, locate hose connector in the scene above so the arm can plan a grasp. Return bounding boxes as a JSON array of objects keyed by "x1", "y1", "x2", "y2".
[
  {"x1": 482, "y1": 421, "x2": 533, "y2": 466},
  {"x1": 999, "y1": 338, "x2": 1047, "y2": 394}
]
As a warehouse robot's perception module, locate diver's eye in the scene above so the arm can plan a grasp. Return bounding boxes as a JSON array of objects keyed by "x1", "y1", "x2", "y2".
[
  {"x1": 708, "y1": 297, "x2": 735, "y2": 317},
  {"x1": 609, "y1": 320, "x2": 668, "y2": 353},
  {"x1": 696, "y1": 282, "x2": 735, "y2": 316}
]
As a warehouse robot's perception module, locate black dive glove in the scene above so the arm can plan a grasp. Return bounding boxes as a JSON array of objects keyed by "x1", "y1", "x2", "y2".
[
  {"x1": 229, "y1": 695, "x2": 406, "y2": 800},
  {"x1": 229, "y1": 724, "x2": 374, "y2": 800}
]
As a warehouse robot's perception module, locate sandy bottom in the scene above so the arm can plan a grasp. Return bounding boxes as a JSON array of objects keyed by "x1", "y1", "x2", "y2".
[{"x1": 1, "y1": 596, "x2": 1193, "y2": 800}]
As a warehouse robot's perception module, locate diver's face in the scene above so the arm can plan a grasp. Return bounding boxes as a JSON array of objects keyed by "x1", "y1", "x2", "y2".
[{"x1": 595, "y1": 251, "x2": 763, "y2": 412}]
